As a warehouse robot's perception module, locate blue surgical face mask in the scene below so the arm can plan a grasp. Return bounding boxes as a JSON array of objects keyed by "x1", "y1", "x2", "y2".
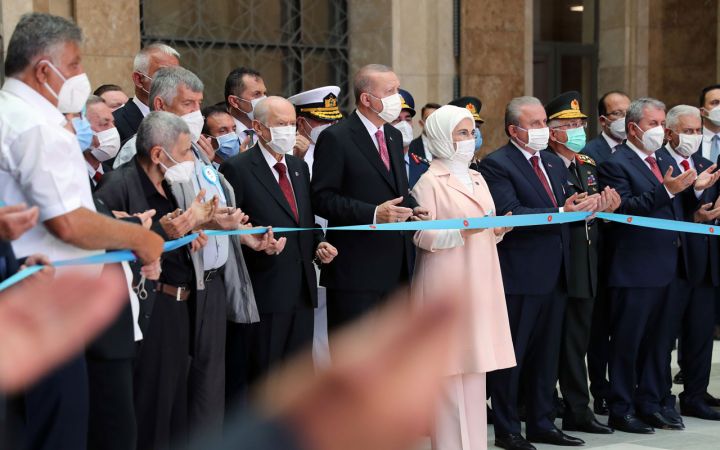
[
  {"x1": 563, "y1": 126, "x2": 587, "y2": 153},
  {"x1": 474, "y1": 127, "x2": 483, "y2": 151},
  {"x1": 72, "y1": 116, "x2": 94, "y2": 151},
  {"x1": 216, "y1": 132, "x2": 241, "y2": 160}
]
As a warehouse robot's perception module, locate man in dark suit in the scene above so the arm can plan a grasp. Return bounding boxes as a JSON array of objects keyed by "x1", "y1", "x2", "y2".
[
  {"x1": 479, "y1": 96, "x2": 600, "y2": 450},
  {"x1": 584, "y1": 92, "x2": 631, "y2": 416},
  {"x1": 408, "y1": 102, "x2": 440, "y2": 184},
  {"x1": 544, "y1": 92, "x2": 620, "y2": 435},
  {"x1": 220, "y1": 96, "x2": 337, "y2": 383},
  {"x1": 597, "y1": 98, "x2": 707, "y2": 434},
  {"x1": 583, "y1": 91, "x2": 630, "y2": 165},
  {"x1": 311, "y1": 64, "x2": 429, "y2": 334},
  {"x1": 113, "y1": 43, "x2": 180, "y2": 146},
  {"x1": 659, "y1": 104, "x2": 720, "y2": 421}
]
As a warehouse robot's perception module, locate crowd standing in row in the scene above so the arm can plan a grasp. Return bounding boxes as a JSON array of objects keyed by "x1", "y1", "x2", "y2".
[{"x1": 2, "y1": 12, "x2": 720, "y2": 450}]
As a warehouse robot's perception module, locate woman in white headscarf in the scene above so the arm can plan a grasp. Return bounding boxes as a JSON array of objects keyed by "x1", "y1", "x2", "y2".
[{"x1": 411, "y1": 105, "x2": 516, "y2": 450}]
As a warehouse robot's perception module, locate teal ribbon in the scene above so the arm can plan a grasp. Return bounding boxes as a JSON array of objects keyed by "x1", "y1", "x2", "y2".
[{"x1": 1, "y1": 211, "x2": 717, "y2": 292}]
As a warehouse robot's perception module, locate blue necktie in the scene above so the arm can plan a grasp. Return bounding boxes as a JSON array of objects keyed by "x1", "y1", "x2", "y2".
[{"x1": 711, "y1": 135, "x2": 720, "y2": 164}]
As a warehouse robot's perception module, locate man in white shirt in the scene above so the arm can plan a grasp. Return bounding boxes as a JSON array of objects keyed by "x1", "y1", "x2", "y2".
[{"x1": 0, "y1": 13, "x2": 164, "y2": 450}]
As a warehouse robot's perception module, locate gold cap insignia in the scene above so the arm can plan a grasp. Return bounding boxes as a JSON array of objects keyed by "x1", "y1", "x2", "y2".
[{"x1": 571, "y1": 99, "x2": 580, "y2": 110}]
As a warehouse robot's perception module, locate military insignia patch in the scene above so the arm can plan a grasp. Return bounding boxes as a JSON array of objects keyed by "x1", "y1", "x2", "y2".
[
  {"x1": 587, "y1": 174, "x2": 597, "y2": 186},
  {"x1": 324, "y1": 93, "x2": 337, "y2": 108}
]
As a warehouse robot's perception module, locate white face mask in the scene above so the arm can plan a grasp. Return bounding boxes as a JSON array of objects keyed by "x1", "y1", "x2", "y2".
[
  {"x1": 309, "y1": 123, "x2": 332, "y2": 144},
  {"x1": 181, "y1": 110, "x2": 204, "y2": 142},
  {"x1": 674, "y1": 133, "x2": 702, "y2": 158},
  {"x1": 237, "y1": 95, "x2": 266, "y2": 121},
  {"x1": 370, "y1": 93, "x2": 402, "y2": 123},
  {"x1": 160, "y1": 148, "x2": 195, "y2": 184},
  {"x1": 90, "y1": 127, "x2": 121, "y2": 162},
  {"x1": 608, "y1": 117, "x2": 627, "y2": 140},
  {"x1": 393, "y1": 120, "x2": 414, "y2": 147},
  {"x1": 452, "y1": 139, "x2": 476, "y2": 165},
  {"x1": 265, "y1": 125, "x2": 296, "y2": 154},
  {"x1": 706, "y1": 106, "x2": 720, "y2": 126},
  {"x1": 41, "y1": 60, "x2": 92, "y2": 113},
  {"x1": 635, "y1": 124, "x2": 665, "y2": 152},
  {"x1": 516, "y1": 126, "x2": 550, "y2": 152}
]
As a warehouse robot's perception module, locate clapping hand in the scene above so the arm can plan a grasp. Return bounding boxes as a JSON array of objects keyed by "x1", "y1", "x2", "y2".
[
  {"x1": 663, "y1": 166, "x2": 697, "y2": 194},
  {"x1": 0, "y1": 203, "x2": 39, "y2": 241},
  {"x1": 694, "y1": 164, "x2": 720, "y2": 191}
]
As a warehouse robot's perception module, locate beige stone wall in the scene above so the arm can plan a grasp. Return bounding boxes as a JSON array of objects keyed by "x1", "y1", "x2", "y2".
[{"x1": 459, "y1": 0, "x2": 533, "y2": 154}]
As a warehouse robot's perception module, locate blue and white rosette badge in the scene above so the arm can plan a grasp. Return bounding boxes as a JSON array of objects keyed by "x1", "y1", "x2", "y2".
[{"x1": 202, "y1": 164, "x2": 220, "y2": 187}]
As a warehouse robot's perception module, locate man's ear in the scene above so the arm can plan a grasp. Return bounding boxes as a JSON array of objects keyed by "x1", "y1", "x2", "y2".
[
  {"x1": 153, "y1": 96, "x2": 164, "y2": 112},
  {"x1": 149, "y1": 146, "x2": 163, "y2": 164},
  {"x1": 131, "y1": 72, "x2": 144, "y2": 89},
  {"x1": 34, "y1": 60, "x2": 51, "y2": 85}
]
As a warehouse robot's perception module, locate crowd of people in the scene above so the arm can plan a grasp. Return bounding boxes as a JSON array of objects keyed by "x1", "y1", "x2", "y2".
[{"x1": 1, "y1": 11, "x2": 720, "y2": 450}]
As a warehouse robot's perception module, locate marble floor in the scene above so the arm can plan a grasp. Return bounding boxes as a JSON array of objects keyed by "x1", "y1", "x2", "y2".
[{"x1": 418, "y1": 345, "x2": 720, "y2": 450}]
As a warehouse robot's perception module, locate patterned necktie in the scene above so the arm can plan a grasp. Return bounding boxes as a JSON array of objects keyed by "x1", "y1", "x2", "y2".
[
  {"x1": 680, "y1": 159, "x2": 691, "y2": 172},
  {"x1": 374, "y1": 129, "x2": 391, "y2": 171},
  {"x1": 274, "y1": 162, "x2": 299, "y2": 221},
  {"x1": 645, "y1": 155, "x2": 664, "y2": 183},
  {"x1": 711, "y1": 135, "x2": 720, "y2": 163},
  {"x1": 529, "y1": 155, "x2": 557, "y2": 206}
]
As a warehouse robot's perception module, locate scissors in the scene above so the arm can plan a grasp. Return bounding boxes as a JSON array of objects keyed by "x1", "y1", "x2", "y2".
[{"x1": 133, "y1": 275, "x2": 148, "y2": 300}]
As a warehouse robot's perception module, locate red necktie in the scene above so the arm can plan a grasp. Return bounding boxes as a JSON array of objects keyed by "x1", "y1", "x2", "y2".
[
  {"x1": 680, "y1": 159, "x2": 690, "y2": 172},
  {"x1": 374, "y1": 129, "x2": 391, "y2": 171},
  {"x1": 529, "y1": 155, "x2": 557, "y2": 206},
  {"x1": 274, "y1": 162, "x2": 299, "y2": 221},
  {"x1": 93, "y1": 171, "x2": 103, "y2": 184},
  {"x1": 645, "y1": 156, "x2": 664, "y2": 183}
]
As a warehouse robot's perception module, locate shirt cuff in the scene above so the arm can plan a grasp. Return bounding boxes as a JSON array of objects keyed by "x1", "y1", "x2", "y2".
[
  {"x1": 694, "y1": 189, "x2": 704, "y2": 199},
  {"x1": 664, "y1": 185, "x2": 676, "y2": 199},
  {"x1": 559, "y1": 207, "x2": 564, "y2": 213},
  {"x1": 373, "y1": 207, "x2": 378, "y2": 225}
]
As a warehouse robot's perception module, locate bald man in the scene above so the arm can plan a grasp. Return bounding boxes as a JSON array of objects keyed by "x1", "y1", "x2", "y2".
[{"x1": 220, "y1": 96, "x2": 337, "y2": 386}]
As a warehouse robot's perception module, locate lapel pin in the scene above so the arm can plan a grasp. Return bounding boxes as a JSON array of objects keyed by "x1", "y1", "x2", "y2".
[{"x1": 294, "y1": 171, "x2": 299, "y2": 177}]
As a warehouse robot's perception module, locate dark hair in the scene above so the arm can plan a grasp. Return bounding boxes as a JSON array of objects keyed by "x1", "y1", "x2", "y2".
[
  {"x1": 597, "y1": 90, "x2": 630, "y2": 117},
  {"x1": 421, "y1": 102, "x2": 441, "y2": 118},
  {"x1": 700, "y1": 84, "x2": 720, "y2": 107},
  {"x1": 201, "y1": 104, "x2": 232, "y2": 135},
  {"x1": 93, "y1": 84, "x2": 124, "y2": 96},
  {"x1": 5, "y1": 13, "x2": 82, "y2": 77},
  {"x1": 224, "y1": 67, "x2": 262, "y2": 103}
]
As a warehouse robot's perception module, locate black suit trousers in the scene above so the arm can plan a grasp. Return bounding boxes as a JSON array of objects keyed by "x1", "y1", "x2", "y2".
[
  {"x1": 134, "y1": 292, "x2": 190, "y2": 450},
  {"x1": 608, "y1": 285, "x2": 674, "y2": 417},
  {"x1": 87, "y1": 358, "x2": 136, "y2": 450},
  {"x1": 488, "y1": 287, "x2": 567, "y2": 436},
  {"x1": 587, "y1": 283, "x2": 611, "y2": 402},
  {"x1": 189, "y1": 273, "x2": 227, "y2": 439},
  {"x1": 672, "y1": 280, "x2": 715, "y2": 406},
  {"x1": 558, "y1": 296, "x2": 595, "y2": 423}
]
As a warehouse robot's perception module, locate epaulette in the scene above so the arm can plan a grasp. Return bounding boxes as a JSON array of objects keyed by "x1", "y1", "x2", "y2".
[{"x1": 576, "y1": 154, "x2": 596, "y2": 167}]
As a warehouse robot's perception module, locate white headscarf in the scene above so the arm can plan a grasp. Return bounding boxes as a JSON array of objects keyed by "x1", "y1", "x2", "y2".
[
  {"x1": 424, "y1": 105, "x2": 474, "y2": 160},
  {"x1": 424, "y1": 105, "x2": 475, "y2": 190}
]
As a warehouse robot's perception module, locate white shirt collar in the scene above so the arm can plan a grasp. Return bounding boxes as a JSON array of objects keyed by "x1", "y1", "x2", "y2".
[
  {"x1": 85, "y1": 159, "x2": 104, "y2": 178},
  {"x1": 259, "y1": 141, "x2": 286, "y2": 169},
  {"x1": 510, "y1": 139, "x2": 540, "y2": 161},
  {"x1": 558, "y1": 152, "x2": 573, "y2": 168},
  {"x1": 703, "y1": 126, "x2": 720, "y2": 141},
  {"x1": 132, "y1": 96, "x2": 150, "y2": 117},
  {"x1": 665, "y1": 143, "x2": 694, "y2": 168},
  {"x1": 3, "y1": 78, "x2": 66, "y2": 127},
  {"x1": 626, "y1": 139, "x2": 654, "y2": 161},
  {"x1": 356, "y1": 109, "x2": 383, "y2": 136},
  {"x1": 601, "y1": 131, "x2": 622, "y2": 149}
]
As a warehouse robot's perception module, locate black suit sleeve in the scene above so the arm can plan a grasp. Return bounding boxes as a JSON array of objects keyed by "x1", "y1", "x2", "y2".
[
  {"x1": 311, "y1": 130, "x2": 377, "y2": 225},
  {"x1": 219, "y1": 160, "x2": 245, "y2": 214}
]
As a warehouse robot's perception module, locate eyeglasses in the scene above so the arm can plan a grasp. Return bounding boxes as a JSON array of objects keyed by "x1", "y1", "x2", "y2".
[
  {"x1": 605, "y1": 110, "x2": 626, "y2": 119},
  {"x1": 549, "y1": 122, "x2": 587, "y2": 131}
]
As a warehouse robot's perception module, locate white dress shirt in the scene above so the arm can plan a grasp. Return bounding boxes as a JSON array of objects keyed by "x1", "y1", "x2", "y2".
[
  {"x1": 626, "y1": 140, "x2": 674, "y2": 198},
  {"x1": 0, "y1": 78, "x2": 101, "y2": 265},
  {"x1": 701, "y1": 127, "x2": 720, "y2": 162},
  {"x1": 234, "y1": 117, "x2": 258, "y2": 147},
  {"x1": 260, "y1": 142, "x2": 296, "y2": 197},
  {"x1": 420, "y1": 134, "x2": 433, "y2": 161},
  {"x1": 133, "y1": 96, "x2": 150, "y2": 117},
  {"x1": 86, "y1": 159, "x2": 105, "y2": 188},
  {"x1": 510, "y1": 140, "x2": 561, "y2": 210},
  {"x1": 601, "y1": 131, "x2": 622, "y2": 153}
]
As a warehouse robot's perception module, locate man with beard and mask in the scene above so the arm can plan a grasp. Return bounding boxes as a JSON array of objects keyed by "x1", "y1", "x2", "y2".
[
  {"x1": 311, "y1": 64, "x2": 430, "y2": 336},
  {"x1": 224, "y1": 66, "x2": 267, "y2": 150},
  {"x1": 220, "y1": 96, "x2": 338, "y2": 385},
  {"x1": 201, "y1": 104, "x2": 241, "y2": 167},
  {"x1": 479, "y1": 96, "x2": 600, "y2": 450},
  {"x1": 583, "y1": 91, "x2": 630, "y2": 165},
  {"x1": 83, "y1": 95, "x2": 121, "y2": 190},
  {"x1": 657, "y1": 105, "x2": 720, "y2": 421},
  {"x1": 544, "y1": 92, "x2": 620, "y2": 436},
  {"x1": 113, "y1": 43, "x2": 180, "y2": 146},
  {"x1": 288, "y1": 85, "x2": 344, "y2": 179},
  {"x1": 597, "y1": 98, "x2": 711, "y2": 434},
  {"x1": 288, "y1": 86, "x2": 344, "y2": 368}
]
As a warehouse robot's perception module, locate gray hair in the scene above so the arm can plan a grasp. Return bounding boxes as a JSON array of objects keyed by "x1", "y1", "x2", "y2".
[
  {"x1": 149, "y1": 66, "x2": 204, "y2": 110},
  {"x1": 353, "y1": 64, "x2": 393, "y2": 102},
  {"x1": 85, "y1": 95, "x2": 105, "y2": 108},
  {"x1": 504, "y1": 96, "x2": 543, "y2": 136},
  {"x1": 136, "y1": 111, "x2": 189, "y2": 160},
  {"x1": 666, "y1": 104, "x2": 701, "y2": 131},
  {"x1": 625, "y1": 97, "x2": 666, "y2": 134},
  {"x1": 254, "y1": 96, "x2": 292, "y2": 124},
  {"x1": 133, "y1": 42, "x2": 180, "y2": 74},
  {"x1": 4, "y1": 13, "x2": 82, "y2": 77}
]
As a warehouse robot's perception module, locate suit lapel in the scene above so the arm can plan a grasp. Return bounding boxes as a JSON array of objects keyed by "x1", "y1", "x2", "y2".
[
  {"x1": 249, "y1": 146, "x2": 297, "y2": 223},
  {"x1": 624, "y1": 147, "x2": 660, "y2": 186},
  {"x1": 542, "y1": 156, "x2": 565, "y2": 206},
  {"x1": 349, "y1": 113, "x2": 397, "y2": 191},
  {"x1": 285, "y1": 157, "x2": 306, "y2": 224},
  {"x1": 385, "y1": 124, "x2": 407, "y2": 195},
  {"x1": 507, "y1": 146, "x2": 555, "y2": 207}
]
